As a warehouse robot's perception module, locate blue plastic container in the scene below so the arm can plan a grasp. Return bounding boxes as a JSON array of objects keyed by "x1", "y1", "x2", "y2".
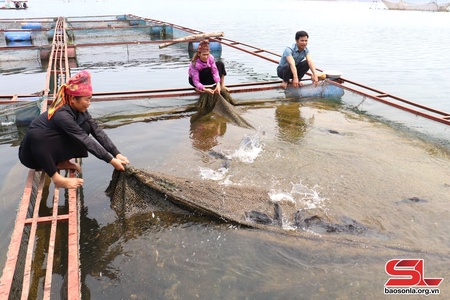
[
  {"x1": 21, "y1": 23, "x2": 42, "y2": 30},
  {"x1": 188, "y1": 41, "x2": 222, "y2": 58},
  {"x1": 286, "y1": 82, "x2": 345, "y2": 99},
  {"x1": 45, "y1": 29, "x2": 73, "y2": 41},
  {"x1": 46, "y1": 29, "x2": 55, "y2": 39},
  {"x1": 6, "y1": 40, "x2": 33, "y2": 47},
  {"x1": 150, "y1": 25, "x2": 173, "y2": 38},
  {"x1": 4, "y1": 31, "x2": 32, "y2": 42},
  {"x1": 116, "y1": 15, "x2": 129, "y2": 21},
  {"x1": 129, "y1": 19, "x2": 146, "y2": 26}
]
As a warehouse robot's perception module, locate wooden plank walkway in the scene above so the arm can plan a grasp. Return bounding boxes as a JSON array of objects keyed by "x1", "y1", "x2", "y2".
[{"x1": 0, "y1": 17, "x2": 82, "y2": 299}]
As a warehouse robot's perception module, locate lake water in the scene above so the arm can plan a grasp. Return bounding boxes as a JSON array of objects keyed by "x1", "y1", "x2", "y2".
[{"x1": 1, "y1": 0, "x2": 450, "y2": 299}]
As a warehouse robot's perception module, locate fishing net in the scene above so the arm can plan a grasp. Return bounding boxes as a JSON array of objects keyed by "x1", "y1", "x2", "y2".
[
  {"x1": 107, "y1": 166, "x2": 282, "y2": 226},
  {"x1": 190, "y1": 90, "x2": 254, "y2": 129},
  {"x1": 0, "y1": 99, "x2": 43, "y2": 124},
  {"x1": 0, "y1": 98, "x2": 44, "y2": 144},
  {"x1": 105, "y1": 91, "x2": 367, "y2": 238},
  {"x1": 106, "y1": 166, "x2": 369, "y2": 237}
]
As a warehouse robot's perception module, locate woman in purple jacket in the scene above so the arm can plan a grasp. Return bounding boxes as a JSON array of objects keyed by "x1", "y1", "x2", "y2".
[
  {"x1": 188, "y1": 40, "x2": 229, "y2": 94},
  {"x1": 19, "y1": 70, "x2": 129, "y2": 189}
]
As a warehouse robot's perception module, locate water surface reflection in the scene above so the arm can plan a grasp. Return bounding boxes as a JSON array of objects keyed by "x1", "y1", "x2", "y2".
[{"x1": 74, "y1": 99, "x2": 450, "y2": 299}]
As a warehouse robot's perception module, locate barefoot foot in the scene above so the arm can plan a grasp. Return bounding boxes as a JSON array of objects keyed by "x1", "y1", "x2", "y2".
[
  {"x1": 280, "y1": 81, "x2": 288, "y2": 89},
  {"x1": 57, "y1": 160, "x2": 81, "y2": 172},
  {"x1": 52, "y1": 173, "x2": 84, "y2": 189}
]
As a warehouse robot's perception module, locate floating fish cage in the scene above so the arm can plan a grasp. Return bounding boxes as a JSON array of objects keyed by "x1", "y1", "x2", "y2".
[
  {"x1": 0, "y1": 97, "x2": 43, "y2": 125},
  {"x1": 2, "y1": 13, "x2": 450, "y2": 300}
]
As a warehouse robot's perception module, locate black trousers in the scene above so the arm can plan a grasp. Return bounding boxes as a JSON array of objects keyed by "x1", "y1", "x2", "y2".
[
  {"x1": 189, "y1": 61, "x2": 227, "y2": 87},
  {"x1": 276, "y1": 60, "x2": 310, "y2": 82},
  {"x1": 19, "y1": 121, "x2": 91, "y2": 177}
]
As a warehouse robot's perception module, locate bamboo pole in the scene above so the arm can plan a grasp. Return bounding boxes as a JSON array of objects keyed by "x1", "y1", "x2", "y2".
[{"x1": 159, "y1": 32, "x2": 224, "y2": 49}]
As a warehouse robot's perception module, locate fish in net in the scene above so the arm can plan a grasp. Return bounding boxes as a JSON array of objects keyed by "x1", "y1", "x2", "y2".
[
  {"x1": 105, "y1": 166, "x2": 369, "y2": 237},
  {"x1": 190, "y1": 89, "x2": 254, "y2": 129}
]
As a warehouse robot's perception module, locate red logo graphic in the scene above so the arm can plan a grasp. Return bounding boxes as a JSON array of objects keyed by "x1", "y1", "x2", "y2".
[{"x1": 385, "y1": 259, "x2": 443, "y2": 287}]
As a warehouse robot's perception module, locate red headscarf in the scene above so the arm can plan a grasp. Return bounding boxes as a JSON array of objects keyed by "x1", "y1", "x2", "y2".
[{"x1": 48, "y1": 70, "x2": 93, "y2": 119}]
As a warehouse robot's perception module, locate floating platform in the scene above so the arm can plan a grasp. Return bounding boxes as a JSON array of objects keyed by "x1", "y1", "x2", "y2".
[{"x1": 0, "y1": 13, "x2": 449, "y2": 300}]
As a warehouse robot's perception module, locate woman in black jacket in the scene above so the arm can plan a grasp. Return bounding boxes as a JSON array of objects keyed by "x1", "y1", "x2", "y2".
[{"x1": 19, "y1": 70, "x2": 129, "y2": 189}]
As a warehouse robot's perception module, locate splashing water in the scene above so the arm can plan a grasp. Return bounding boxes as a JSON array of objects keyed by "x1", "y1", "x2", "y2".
[
  {"x1": 199, "y1": 166, "x2": 228, "y2": 181},
  {"x1": 268, "y1": 181, "x2": 327, "y2": 210},
  {"x1": 290, "y1": 182, "x2": 327, "y2": 210},
  {"x1": 268, "y1": 191, "x2": 295, "y2": 204},
  {"x1": 198, "y1": 132, "x2": 264, "y2": 181},
  {"x1": 228, "y1": 133, "x2": 263, "y2": 163}
]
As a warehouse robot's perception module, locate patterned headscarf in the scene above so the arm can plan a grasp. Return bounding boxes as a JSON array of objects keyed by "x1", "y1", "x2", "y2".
[
  {"x1": 48, "y1": 70, "x2": 93, "y2": 119},
  {"x1": 197, "y1": 40, "x2": 210, "y2": 53}
]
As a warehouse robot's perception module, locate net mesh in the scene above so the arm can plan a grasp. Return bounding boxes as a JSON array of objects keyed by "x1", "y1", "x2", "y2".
[
  {"x1": 191, "y1": 90, "x2": 254, "y2": 129},
  {"x1": 105, "y1": 166, "x2": 370, "y2": 240},
  {"x1": 106, "y1": 166, "x2": 279, "y2": 227}
]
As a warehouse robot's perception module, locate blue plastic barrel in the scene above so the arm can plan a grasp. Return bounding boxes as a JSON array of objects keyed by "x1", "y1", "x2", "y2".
[
  {"x1": 21, "y1": 23, "x2": 42, "y2": 30},
  {"x1": 45, "y1": 29, "x2": 73, "y2": 41},
  {"x1": 116, "y1": 15, "x2": 129, "y2": 21},
  {"x1": 129, "y1": 19, "x2": 146, "y2": 26},
  {"x1": 7, "y1": 40, "x2": 33, "y2": 47},
  {"x1": 46, "y1": 29, "x2": 54, "y2": 39},
  {"x1": 150, "y1": 25, "x2": 173, "y2": 38},
  {"x1": 320, "y1": 83, "x2": 345, "y2": 98},
  {"x1": 286, "y1": 82, "x2": 344, "y2": 99},
  {"x1": 4, "y1": 31, "x2": 32, "y2": 42},
  {"x1": 188, "y1": 41, "x2": 222, "y2": 58},
  {"x1": 16, "y1": 97, "x2": 43, "y2": 125}
]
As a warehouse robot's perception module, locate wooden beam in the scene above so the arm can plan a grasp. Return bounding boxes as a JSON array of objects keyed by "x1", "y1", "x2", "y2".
[{"x1": 158, "y1": 32, "x2": 224, "y2": 49}]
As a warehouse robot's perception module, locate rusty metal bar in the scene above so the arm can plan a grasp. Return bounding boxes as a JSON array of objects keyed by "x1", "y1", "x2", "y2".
[
  {"x1": 326, "y1": 80, "x2": 450, "y2": 126},
  {"x1": 335, "y1": 78, "x2": 449, "y2": 117},
  {"x1": 0, "y1": 170, "x2": 43, "y2": 298},
  {"x1": 20, "y1": 173, "x2": 46, "y2": 300},
  {"x1": 211, "y1": 37, "x2": 280, "y2": 64},
  {"x1": 127, "y1": 14, "x2": 202, "y2": 35},
  {"x1": 0, "y1": 24, "x2": 144, "y2": 32},
  {"x1": 0, "y1": 17, "x2": 55, "y2": 22},
  {"x1": 93, "y1": 80, "x2": 280, "y2": 96},
  {"x1": 43, "y1": 186, "x2": 61, "y2": 300},
  {"x1": 67, "y1": 169, "x2": 80, "y2": 300},
  {"x1": 0, "y1": 40, "x2": 162, "y2": 52},
  {"x1": 58, "y1": 81, "x2": 281, "y2": 102},
  {"x1": 1, "y1": 81, "x2": 280, "y2": 102},
  {"x1": 24, "y1": 215, "x2": 70, "y2": 224}
]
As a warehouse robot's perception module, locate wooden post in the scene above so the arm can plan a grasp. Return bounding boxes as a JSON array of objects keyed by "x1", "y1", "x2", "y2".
[{"x1": 158, "y1": 32, "x2": 224, "y2": 49}]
